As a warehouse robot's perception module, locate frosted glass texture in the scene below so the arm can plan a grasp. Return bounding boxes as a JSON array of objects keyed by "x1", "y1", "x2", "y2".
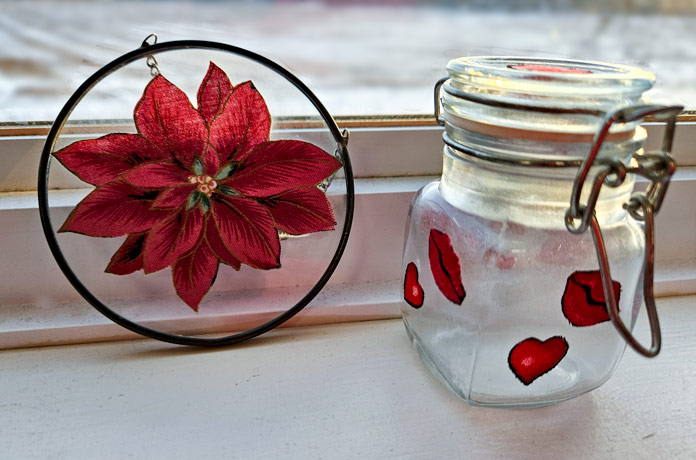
[{"x1": 402, "y1": 57, "x2": 656, "y2": 407}]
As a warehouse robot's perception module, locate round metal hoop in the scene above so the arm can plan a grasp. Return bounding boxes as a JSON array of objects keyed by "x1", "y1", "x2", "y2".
[{"x1": 38, "y1": 39, "x2": 355, "y2": 347}]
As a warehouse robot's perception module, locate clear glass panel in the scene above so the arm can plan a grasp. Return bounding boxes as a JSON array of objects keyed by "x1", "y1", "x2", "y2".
[{"x1": 42, "y1": 48, "x2": 350, "y2": 341}]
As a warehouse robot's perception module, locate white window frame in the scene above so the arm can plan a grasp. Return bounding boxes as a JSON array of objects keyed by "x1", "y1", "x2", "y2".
[{"x1": 0, "y1": 119, "x2": 694, "y2": 349}]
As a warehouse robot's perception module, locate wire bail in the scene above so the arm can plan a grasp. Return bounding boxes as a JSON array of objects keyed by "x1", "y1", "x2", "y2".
[
  {"x1": 141, "y1": 33, "x2": 161, "y2": 77},
  {"x1": 434, "y1": 77, "x2": 448, "y2": 127},
  {"x1": 565, "y1": 103, "x2": 683, "y2": 357}
]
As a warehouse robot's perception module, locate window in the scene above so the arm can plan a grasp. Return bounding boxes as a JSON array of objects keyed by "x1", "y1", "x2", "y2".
[
  {"x1": 3, "y1": 0, "x2": 696, "y2": 121},
  {"x1": 1, "y1": 0, "x2": 695, "y2": 349}
]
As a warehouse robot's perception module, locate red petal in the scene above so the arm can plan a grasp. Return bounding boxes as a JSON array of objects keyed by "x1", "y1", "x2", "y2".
[
  {"x1": 225, "y1": 140, "x2": 341, "y2": 197},
  {"x1": 508, "y1": 336, "x2": 569, "y2": 385},
  {"x1": 152, "y1": 185, "x2": 195, "y2": 209},
  {"x1": 262, "y1": 187, "x2": 335, "y2": 235},
  {"x1": 206, "y1": 222, "x2": 241, "y2": 270},
  {"x1": 134, "y1": 75, "x2": 207, "y2": 170},
  {"x1": 59, "y1": 181, "x2": 167, "y2": 237},
  {"x1": 208, "y1": 81, "x2": 271, "y2": 163},
  {"x1": 197, "y1": 62, "x2": 234, "y2": 125},
  {"x1": 54, "y1": 134, "x2": 162, "y2": 185},
  {"x1": 142, "y1": 208, "x2": 206, "y2": 274},
  {"x1": 105, "y1": 233, "x2": 146, "y2": 275},
  {"x1": 123, "y1": 163, "x2": 190, "y2": 188},
  {"x1": 211, "y1": 197, "x2": 280, "y2": 269},
  {"x1": 404, "y1": 262, "x2": 424, "y2": 308},
  {"x1": 562, "y1": 270, "x2": 621, "y2": 327},
  {"x1": 428, "y1": 229, "x2": 466, "y2": 305},
  {"x1": 172, "y1": 241, "x2": 219, "y2": 311}
]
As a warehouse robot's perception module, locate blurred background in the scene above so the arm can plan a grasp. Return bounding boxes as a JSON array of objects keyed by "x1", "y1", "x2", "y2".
[{"x1": 1, "y1": 0, "x2": 695, "y2": 122}]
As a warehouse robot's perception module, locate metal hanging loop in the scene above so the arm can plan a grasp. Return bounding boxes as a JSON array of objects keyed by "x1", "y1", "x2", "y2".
[
  {"x1": 565, "y1": 103, "x2": 682, "y2": 357},
  {"x1": 141, "y1": 33, "x2": 161, "y2": 77}
]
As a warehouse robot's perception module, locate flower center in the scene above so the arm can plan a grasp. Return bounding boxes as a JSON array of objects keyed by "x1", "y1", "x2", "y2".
[{"x1": 188, "y1": 175, "x2": 217, "y2": 197}]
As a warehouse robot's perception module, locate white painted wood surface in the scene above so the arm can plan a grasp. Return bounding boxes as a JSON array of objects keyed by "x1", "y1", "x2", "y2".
[
  {"x1": 1, "y1": 296, "x2": 694, "y2": 459},
  {"x1": 1, "y1": 125, "x2": 695, "y2": 349}
]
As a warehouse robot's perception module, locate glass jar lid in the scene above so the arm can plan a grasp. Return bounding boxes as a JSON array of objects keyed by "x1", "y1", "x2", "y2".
[
  {"x1": 446, "y1": 56, "x2": 655, "y2": 108},
  {"x1": 440, "y1": 56, "x2": 657, "y2": 164}
]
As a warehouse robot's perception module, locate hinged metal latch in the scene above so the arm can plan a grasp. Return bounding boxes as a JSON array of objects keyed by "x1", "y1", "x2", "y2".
[{"x1": 565, "y1": 104, "x2": 683, "y2": 357}]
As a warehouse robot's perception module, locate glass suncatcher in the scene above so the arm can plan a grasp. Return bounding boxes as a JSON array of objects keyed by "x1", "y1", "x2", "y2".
[
  {"x1": 402, "y1": 57, "x2": 681, "y2": 407},
  {"x1": 38, "y1": 37, "x2": 353, "y2": 346}
]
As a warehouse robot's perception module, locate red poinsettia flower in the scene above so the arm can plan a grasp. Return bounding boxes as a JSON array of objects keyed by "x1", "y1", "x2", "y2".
[{"x1": 54, "y1": 62, "x2": 341, "y2": 311}]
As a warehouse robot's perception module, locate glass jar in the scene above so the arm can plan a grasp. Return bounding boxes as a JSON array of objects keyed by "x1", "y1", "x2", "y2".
[{"x1": 401, "y1": 57, "x2": 682, "y2": 407}]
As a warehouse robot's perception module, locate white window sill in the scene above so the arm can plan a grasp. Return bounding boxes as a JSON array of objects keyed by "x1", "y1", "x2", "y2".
[
  {"x1": 2, "y1": 122, "x2": 694, "y2": 454},
  {"x1": 1, "y1": 123, "x2": 696, "y2": 349},
  {"x1": 1, "y1": 175, "x2": 695, "y2": 349},
  {"x1": 1, "y1": 294, "x2": 694, "y2": 459}
]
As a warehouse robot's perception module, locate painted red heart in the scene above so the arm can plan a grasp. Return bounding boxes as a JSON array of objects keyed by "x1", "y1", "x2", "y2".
[
  {"x1": 428, "y1": 229, "x2": 465, "y2": 305},
  {"x1": 508, "y1": 336, "x2": 569, "y2": 386},
  {"x1": 562, "y1": 270, "x2": 621, "y2": 327},
  {"x1": 403, "y1": 262, "x2": 424, "y2": 308}
]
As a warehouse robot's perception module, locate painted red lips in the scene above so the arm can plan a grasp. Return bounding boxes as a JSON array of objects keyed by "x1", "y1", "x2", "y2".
[
  {"x1": 562, "y1": 270, "x2": 621, "y2": 327},
  {"x1": 404, "y1": 229, "x2": 622, "y2": 387},
  {"x1": 508, "y1": 336, "x2": 569, "y2": 386},
  {"x1": 428, "y1": 229, "x2": 466, "y2": 305}
]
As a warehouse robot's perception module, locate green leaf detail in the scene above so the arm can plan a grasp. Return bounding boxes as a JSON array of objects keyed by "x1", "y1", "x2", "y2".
[
  {"x1": 215, "y1": 163, "x2": 237, "y2": 180},
  {"x1": 193, "y1": 157, "x2": 204, "y2": 176},
  {"x1": 187, "y1": 191, "x2": 202, "y2": 210},
  {"x1": 217, "y1": 185, "x2": 239, "y2": 196},
  {"x1": 199, "y1": 194, "x2": 211, "y2": 213}
]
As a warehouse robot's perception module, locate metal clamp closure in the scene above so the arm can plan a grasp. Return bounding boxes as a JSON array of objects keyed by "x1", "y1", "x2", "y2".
[
  {"x1": 434, "y1": 77, "x2": 448, "y2": 127},
  {"x1": 565, "y1": 104, "x2": 683, "y2": 357}
]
